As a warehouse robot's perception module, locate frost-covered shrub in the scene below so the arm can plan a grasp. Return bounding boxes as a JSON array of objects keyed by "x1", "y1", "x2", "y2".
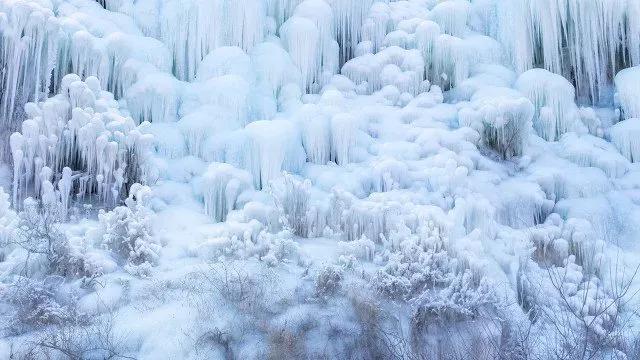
[
  {"x1": 459, "y1": 88, "x2": 534, "y2": 160},
  {"x1": 411, "y1": 270, "x2": 494, "y2": 322},
  {"x1": 271, "y1": 173, "x2": 328, "y2": 238},
  {"x1": 517, "y1": 251, "x2": 636, "y2": 359},
  {"x1": 2, "y1": 276, "x2": 84, "y2": 334},
  {"x1": 96, "y1": 184, "x2": 160, "y2": 276},
  {"x1": 0, "y1": 187, "x2": 18, "y2": 261},
  {"x1": 374, "y1": 219, "x2": 495, "y2": 322},
  {"x1": 8, "y1": 197, "x2": 98, "y2": 279},
  {"x1": 314, "y1": 264, "x2": 344, "y2": 298}
]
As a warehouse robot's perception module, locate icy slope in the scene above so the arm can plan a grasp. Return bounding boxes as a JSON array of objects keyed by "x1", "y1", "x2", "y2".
[{"x1": 0, "y1": 0, "x2": 640, "y2": 359}]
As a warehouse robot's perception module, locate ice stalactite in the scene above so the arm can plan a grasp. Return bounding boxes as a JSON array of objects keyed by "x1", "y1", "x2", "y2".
[
  {"x1": 614, "y1": 66, "x2": 640, "y2": 120},
  {"x1": 496, "y1": 0, "x2": 640, "y2": 101},
  {"x1": 515, "y1": 69, "x2": 583, "y2": 141},
  {"x1": 372, "y1": 159, "x2": 409, "y2": 193},
  {"x1": 125, "y1": 72, "x2": 182, "y2": 125},
  {"x1": 0, "y1": 0, "x2": 173, "y2": 152},
  {"x1": 458, "y1": 87, "x2": 534, "y2": 160},
  {"x1": 160, "y1": 0, "x2": 266, "y2": 81},
  {"x1": 360, "y1": 2, "x2": 393, "y2": 54},
  {"x1": 10, "y1": 74, "x2": 154, "y2": 211},
  {"x1": 266, "y1": 0, "x2": 304, "y2": 28},
  {"x1": 196, "y1": 163, "x2": 254, "y2": 222},
  {"x1": 0, "y1": 1, "x2": 58, "y2": 130},
  {"x1": 279, "y1": 17, "x2": 321, "y2": 93},
  {"x1": 251, "y1": 41, "x2": 302, "y2": 100},
  {"x1": 330, "y1": 113, "x2": 360, "y2": 166},
  {"x1": 185, "y1": 75, "x2": 253, "y2": 127},
  {"x1": 245, "y1": 120, "x2": 306, "y2": 189},
  {"x1": 178, "y1": 106, "x2": 241, "y2": 159},
  {"x1": 610, "y1": 119, "x2": 640, "y2": 163},
  {"x1": 326, "y1": 0, "x2": 374, "y2": 65},
  {"x1": 330, "y1": 188, "x2": 397, "y2": 243},
  {"x1": 428, "y1": 0, "x2": 470, "y2": 38},
  {"x1": 297, "y1": 104, "x2": 332, "y2": 164},
  {"x1": 293, "y1": 0, "x2": 340, "y2": 90},
  {"x1": 558, "y1": 133, "x2": 629, "y2": 178}
]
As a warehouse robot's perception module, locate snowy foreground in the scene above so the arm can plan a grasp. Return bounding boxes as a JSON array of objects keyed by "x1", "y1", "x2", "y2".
[{"x1": 1, "y1": 0, "x2": 640, "y2": 359}]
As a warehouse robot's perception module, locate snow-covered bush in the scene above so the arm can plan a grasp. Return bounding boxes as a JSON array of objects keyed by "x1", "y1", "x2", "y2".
[
  {"x1": 314, "y1": 264, "x2": 344, "y2": 298},
  {"x1": 271, "y1": 173, "x2": 328, "y2": 238},
  {"x1": 459, "y1": 87, "x2": 534, "y2": 159},
  {"x1": 2, "y1": 275, "x2": 84, "y2": 334},
  {"x1": 7, "y1": 196, "x2": 98, "y2": 279},
  {"x1": 95, "y1": 184, "x2": 160, "y2": 276},
  {"x1": 374, "y1": 219, "x2": 495, "y2": 322}
]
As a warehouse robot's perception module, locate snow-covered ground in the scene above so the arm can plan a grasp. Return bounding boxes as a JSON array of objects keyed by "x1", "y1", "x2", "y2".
[{"x1": 1, "y1": 0, "x2": 640, "y2": 359}]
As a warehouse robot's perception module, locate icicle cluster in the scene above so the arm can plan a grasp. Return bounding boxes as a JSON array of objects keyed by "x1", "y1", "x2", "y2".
[
  {"x1": 496, "y1": 0, "x2": 640, "y2": 100},
  {"x1": 9, "y1": 74, "x2": 154, "y2": 210},
  {"x1": 515, "y1": 69, "x2": 583, "y2": 141},
  {"x1": 0, "y1": 0, "x2": 172, "y2": 139},
  {"x1": 614, "y1": 66, "x2": 640, "y2": 120},
  {"x1": 196, "y1": 163, "x2": 254, "y2": 223}
]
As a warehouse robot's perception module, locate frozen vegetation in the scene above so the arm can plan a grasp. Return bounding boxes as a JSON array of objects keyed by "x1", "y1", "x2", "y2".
[{"x1": 0, "y1": 0, "x2": 639, "y2": 359}]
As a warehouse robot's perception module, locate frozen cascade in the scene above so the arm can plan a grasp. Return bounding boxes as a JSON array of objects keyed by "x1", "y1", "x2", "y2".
[
  {"x1": 1, "y1": 2, "x2": 640, "y2": 358},
  {"x1": 326, "y1": 0, "x2": 375, "y2": 65},
  {"x1": 9, "y1": 74, "x2": 154, "y2": 209}
]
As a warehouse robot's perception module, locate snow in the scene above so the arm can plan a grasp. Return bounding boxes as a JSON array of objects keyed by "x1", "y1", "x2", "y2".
[{"x1": 2, "y1": 1, "x2": 640, "y2": 359}]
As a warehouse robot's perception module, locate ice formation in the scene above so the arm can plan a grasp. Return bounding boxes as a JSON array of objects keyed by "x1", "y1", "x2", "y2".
[
  {"x1": 614, "y1": 66, "x2": 640, "y2": 119},
  {"x1": 9, "y1": 74, "x2": 154, "y2": 210},
  {"x1": 515, "y1": 69, "x2": 583, "y2": 141},
  {"x1": 2, "y1": 0, "x2": 640, "y2": 359},
  {"x1": 496, "y1": 0, "x2": 640, "y2": 101}
]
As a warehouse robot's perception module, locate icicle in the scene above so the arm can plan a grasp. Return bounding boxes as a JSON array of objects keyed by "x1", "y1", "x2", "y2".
[
  {"x1": 610, "y1": 118, "x2": 640, "y2": 163},
  {"x1": 160, "y1": 0, "x2": 265, "y2": 81},
  {"x1": 495, "y1": 0, "x2": 640, "y2": 101},
  {"x1": 459, "y1": 87, "x2": 534, "y2": 159},
  {"x1": 10, "y1": 74, "x2": 154, "y2": 208},
  {"x1": 280, "y1": 16, "x2": 321, "y2": 92},
  {"x1": 614, "y1": 66, "x2": 640, "y2": 120},
  {"x1": 428, "y1": 0, "x2": 470, "y2": 38},
  {"x1": 515, "y1": 69, "x2": 583, "y2": 141},
  {"x1": 296, "y1": 104, "x2": 332, "y2": 164},
  {"x1": 196, "y1": 163, "x2": 253, "y2": 222},
  {"x1": 330, "y1": 113, "x2": 359, "y2": 165},
  {"x1": 245, "y1": 120, "x2": 306, "y2": 189},
  {"x1": 325, "y1": 0, "x2": 374, "y2": 65}
]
